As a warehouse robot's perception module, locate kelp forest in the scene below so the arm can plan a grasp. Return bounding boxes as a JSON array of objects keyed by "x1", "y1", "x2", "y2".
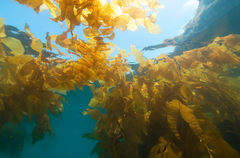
[{"x1": 1, "y1": 0, "x2": 240, "y2": 158}]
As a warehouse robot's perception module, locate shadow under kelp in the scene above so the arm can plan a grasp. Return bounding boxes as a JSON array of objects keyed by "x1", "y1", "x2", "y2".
[{"x1": 0, "y1": 124, "x2": 30, "y2": 158}]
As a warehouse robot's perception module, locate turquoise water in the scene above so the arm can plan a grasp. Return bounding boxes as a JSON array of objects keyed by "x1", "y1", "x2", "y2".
[{"x1": 0, "y1": 87, "x2": 98, "y2": 158}]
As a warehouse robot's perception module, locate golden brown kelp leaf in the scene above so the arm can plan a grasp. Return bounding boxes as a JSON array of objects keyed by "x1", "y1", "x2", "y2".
[
  {"x1": 103, "y1": 117, "x2": 120, "y2": 137},
  {"x1": 112, "y1": 15, "x2": 131, "y2": 32},
  {"x1": 161, "y1": 144, "x2": 182, "y2": 158},
  {"x1": 55, "y1": 0, "x2": 87, "y2": 30},
  {"x1": 89, "y1": 97, "x2": 99, "y2": 108},
  {"x1": 0, "y1": 99, "x2": 5, "y2": 112},
  {"x1": 132, "y1": 91, "x2": 147, "y2": 112},
  {"x1": 87, "y1": 108, "x2": 101, "y2": 120},
  {"x1": 174, "y1": 54, "x2": 199, "y2": 69},
  {"x1": 100, "y1": 26, "x2": 114, "y2": 36},
  {"x1": 142, "y1": 53, "x2": 180, "y2": 81},
  {"x1": 143, "y1": 18, "x2": 161, "y2": 34},
  {"x1": 181, "y1": 36, "x2": 240, "y2": 70},
  {"x1": 185, "y1": 127, "x2": 201, "y2": 158},
  {"x1": 166, "y1": 99, "x2": 181, "y2": 139},
  {"x1": 207, "y1": 44, "x2": 240, "y2": 65},
  {"x1": 0, "y1": 17, "x2": 6, "y2": 37},
  {"x1": 46, "y1": 93, "x2": 64, "y2": 117},
  {"x1": 180, "y1": 84, "x2": 200, "y2": 107},
  {"x1": 133, "y1": 112, "x2": 148, "y2": 135},
  {"x1": 185, "y1": 127, "x2": 213, "y2": 158},
  {"x1": 198, "y1": 119, "x2": 240, "y2": 158},
  {"x1": 106, "y1": 32, "x2": 115, "y2": 40},
  {"x1": 55, "y1": 31, "x2": 70, "y2": 47},
  {"x1": 1, "y1": 37, "x2": 24, "y2": 55},
  {"x1": 43, "y1": 0, "x2": 61, "y2": 18},
  {"x1": 148, "y1": 134, "x2": 170, "y2": 158},
  {"x1": 31, "y1": 38, "x2": 43, "y2": 53},
  {"x1": 0, "y1": 37, "x2": 4, "y2": 58},
  {"x1": 219, "y1": 76, "x2": 240, "y2": 88},
  {"x1": 83, "y1": 27, "x2": 100, "y2": 38},
  {"x1": 123, "y1": 7, "x2": 146, "y2": 19},
  {"x1": 149, "y1": 137, "x2": 182, "y2": 158},
  {"x1": 149, "y1": 13, "x2": 157, "y2": 23},
  {"x1": 31, "y1": 113, "x2": 54, "y2": 145},
  {"x1": 82, "y1": 126, "x2": 109, "y2": 143},
  {"x1": 179, "y1": 101, "x2": 209, "y2": 144},
  {"x1": 185, "y1": 119, "x2": 240, "y2": 158},
  {"x1": 131, "y1": 45, "x2": 145, "y2": 67},
  {"x1": 121, "y1": 115, "x2": 143, "y2": 144},
  {"x1": 24, "y1": 23, "x2": 34, "y2": 38},
  {"x1": 45, "y1": 32, "x2": 52, "y2": 51},
  {"x1": 192, "y1": 142, "x2": 213, "y2": 158},
  {"x1": 215, "y1": 34, "x2": 240, "y2": 53}
]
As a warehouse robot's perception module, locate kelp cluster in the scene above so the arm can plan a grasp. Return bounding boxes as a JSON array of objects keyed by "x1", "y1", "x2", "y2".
[
  {"x1": 14, "y1": 0, "x2": 162, "y2": 33},
  {"x1": 0, "y1": 0, "x2": 162, "y2": 146},
  {"x1": 1, "y1": 0, "x2": 240, "y2": 158},
  {"x1": 83, "y1": 35, "x2": 240, "y2": 158}
]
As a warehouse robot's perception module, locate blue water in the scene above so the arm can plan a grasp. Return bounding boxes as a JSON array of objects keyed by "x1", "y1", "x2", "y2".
[{"x1": 0, "y1": 86, "x2": 98, "y2": 158}]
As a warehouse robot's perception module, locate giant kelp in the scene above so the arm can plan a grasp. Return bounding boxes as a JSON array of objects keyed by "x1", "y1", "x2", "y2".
[
  {"x1": 1, "y1": 0, "x2": 240, "y2": 158},
  {"x1": 0, "y1": 0, "x2": 162, "y2": 145},
  {"x1": 83, "y1": 35, "x2": 240, "y2": 158}
]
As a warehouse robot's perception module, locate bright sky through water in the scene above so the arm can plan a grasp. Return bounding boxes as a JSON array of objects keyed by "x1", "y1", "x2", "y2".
[{"x1": 0, "y1": 0, "x2": 199, "y2": 63}]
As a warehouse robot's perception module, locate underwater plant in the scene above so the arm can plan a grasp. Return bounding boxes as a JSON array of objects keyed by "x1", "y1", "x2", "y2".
[
  {"x1": 0, "y1": 0, "x2": 162, "y2": 146},
  {"x1": 83, "y1": 35, "x2": 240, "y2": 157},
  {"x1": 0, "y1": 0, "x2": 240, "y2": 158}
]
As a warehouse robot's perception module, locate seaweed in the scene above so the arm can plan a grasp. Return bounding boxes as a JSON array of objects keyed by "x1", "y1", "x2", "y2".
[
  {"x1": 83, "y1": 35, "x2": 240, "y2": 157},
  {"x1": 1, "y1": 0, "x2": 240, "y2": 158}
]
